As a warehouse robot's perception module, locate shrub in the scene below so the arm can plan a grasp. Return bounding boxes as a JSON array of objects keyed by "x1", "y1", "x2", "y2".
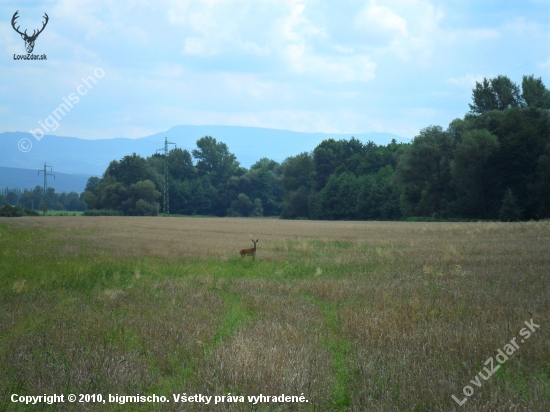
[
  {"x1": 82, "y1": 209, "x2": 123, "y2": 216},
  {"x1": 0, "y1": 205, "x2": 40, "y2": 217}
]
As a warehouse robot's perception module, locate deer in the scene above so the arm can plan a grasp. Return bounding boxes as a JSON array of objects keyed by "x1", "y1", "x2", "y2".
[
  {"x1": 12, "y1": 10, "x2": 49, "y2": 54},
  {"x1": 239, "y1": 239, "x2": 259, "y2": 260}
]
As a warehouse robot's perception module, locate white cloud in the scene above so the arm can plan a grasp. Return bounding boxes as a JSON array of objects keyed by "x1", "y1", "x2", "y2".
[
  {"x1": 2, "y1": 0, "x2": 549, "y2": 142},
  {"x1": 353, "y1": 0, "x2": 443, "y2": 63},
  {"x1": 504, "y1": 17, "x2": 544, "y2": 36},
  {"x1": 332, "y1": 44, "x2": 354, "y2": 54},
  {"x1": 538, "y1": 58, "x2": 550, "y2": 72},
  {"x1": 51, "y1": 0, "x2": 109, "y2": 39},
  {"x1": 222, "y1": 73, "x2": 274, "y2": 98},
  {"x1": 284, "y1": 46, "x2": 376, "y2": 82},
  {"x1": 168, "y1": 0, "x2": 273, "y2": 57},
  {"x1": 447, "y1": 73, "x2": 485, "y2": 87},
  {"x1": 183, "y1": 37, "x2": 208, "y2": 55},
  {"x1": 355, "y1": 1, "x2": 408, "y2": 36},
  {"x1": 275, "y1": 1, "x2": 376, "y2": 81},
  {"x1": 444, "y1": 28, "x2": 500, "y2": 44},
  {"x1": 278, "y1": 0, "x2": 324, "y2": 41}
]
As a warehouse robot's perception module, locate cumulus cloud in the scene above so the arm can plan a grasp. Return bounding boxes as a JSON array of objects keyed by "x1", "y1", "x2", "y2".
[
  {"x1": 2, "y1": 0, "x2": 549, "y2": 140},
  {"x1": 284, "y1": 45, "x2": 376, "y2": 82},
  {"x1": 355, "y1": 1, "x2": 408, "y2": 36},
  {"x1": 167, "y1": 0, "x2": 274, "y2": 58},
  {"x1": 352, "y1": 0, "x2": 443, "y2": 62},
  {"x1": 165, "y1": 0, "x2": 376, "y2": 81},
  {"x1": 275, "y1": 1, "x2": 377, "y2": 81}
]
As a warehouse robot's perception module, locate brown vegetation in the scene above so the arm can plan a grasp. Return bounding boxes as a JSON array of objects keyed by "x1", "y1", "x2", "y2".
[{"x1": 0, "y1": 217, "x2": 548, "y2": 411}]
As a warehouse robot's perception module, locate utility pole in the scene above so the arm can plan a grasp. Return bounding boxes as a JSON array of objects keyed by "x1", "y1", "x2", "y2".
[
  {"x1": 156, "y1": 137, "x2": 176, "y2": 216},
  {"x1": 38, "y1": 162, "x2": 55, "y2": 209}
]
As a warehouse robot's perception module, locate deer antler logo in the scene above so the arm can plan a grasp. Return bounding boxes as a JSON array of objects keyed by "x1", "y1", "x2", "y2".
[{"x1": 11, "y1": 10, "x2": 49, "y2": 54}]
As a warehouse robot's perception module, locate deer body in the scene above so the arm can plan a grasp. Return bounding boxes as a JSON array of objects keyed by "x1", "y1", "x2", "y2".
[{"x1": 240, "y1": 239, "x2": 259, "y2": 260}]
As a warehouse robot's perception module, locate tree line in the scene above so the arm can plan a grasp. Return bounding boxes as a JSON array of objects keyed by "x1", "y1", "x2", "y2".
[
  {"x1": 83, "y1": 136, "x2": 283, "y2": 217},
  {"x1": 83, "y1": 74, "x2": 549, "y2": 221},
  {"x1": 0, "y1": 186, "x2": 87, "y2": 211}
]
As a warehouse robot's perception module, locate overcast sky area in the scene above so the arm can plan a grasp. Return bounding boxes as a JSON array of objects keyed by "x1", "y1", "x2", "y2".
[{"x1": 1, "y1": 0, "x2": 549, "y2": 141}]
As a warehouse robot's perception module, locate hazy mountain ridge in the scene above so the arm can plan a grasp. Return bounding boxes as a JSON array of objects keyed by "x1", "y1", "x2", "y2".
[
  {"x1": 0, "y1": 166, "x2": 90, "y2": 193},
  {"x1": 0, "y1": 125, "x2": 409, "y2": 177}
]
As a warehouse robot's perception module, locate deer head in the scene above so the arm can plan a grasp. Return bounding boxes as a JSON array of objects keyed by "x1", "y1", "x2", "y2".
[{"x1": 12, "y1": 10, "x2": 49, "y2": 54}]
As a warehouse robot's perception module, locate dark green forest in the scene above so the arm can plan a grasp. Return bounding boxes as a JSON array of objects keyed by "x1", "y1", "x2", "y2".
[{"x1": 39, "y1": 74, "x2": 550, "y2": 221}]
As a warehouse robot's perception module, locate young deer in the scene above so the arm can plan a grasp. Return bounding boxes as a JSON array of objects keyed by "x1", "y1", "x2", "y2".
[{"x1": 240, "y1": 239, "x2": 259, "y2": 260}]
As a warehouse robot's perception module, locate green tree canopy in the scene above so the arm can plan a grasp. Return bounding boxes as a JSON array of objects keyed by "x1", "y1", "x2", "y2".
[
  {"x1": 522, "y1": 75, "x2": 550, "y2": 109},
  {"x1": 451, "y1": 129, "x2": 499, "y2": 217},
  {"x1": 469, "y1": 75, "x2": 522, "y2": 114},
  {"x1": 394, "y1": 126, "x2": 454, "y2": 217},
  {"x1": 282, "y1": 152, "x2": 314, "y2": 194},
  {"x1": 192, "y1": 136, "x2": 241, "y2": 186}
]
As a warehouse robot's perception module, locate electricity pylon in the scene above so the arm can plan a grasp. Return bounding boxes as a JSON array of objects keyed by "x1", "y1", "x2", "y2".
[
  {"x1": 38, "y1": 162, "x2": 55, "y2": 211},
  {"x1": 157, "y1": 137, "x2": 176, "y2": 216}
]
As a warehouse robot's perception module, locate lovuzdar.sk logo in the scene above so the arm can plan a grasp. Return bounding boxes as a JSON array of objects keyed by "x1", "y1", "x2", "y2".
[{"x1": 11, "y1": 10, "x2": 48, "y2": 60}]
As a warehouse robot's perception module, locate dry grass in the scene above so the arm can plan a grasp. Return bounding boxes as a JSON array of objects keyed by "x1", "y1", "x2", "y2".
[{"x1": 0, "y1": 217, "x2": 549, "y2": 411}]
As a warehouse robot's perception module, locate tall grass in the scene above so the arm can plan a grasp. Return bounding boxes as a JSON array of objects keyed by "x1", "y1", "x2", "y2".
[{"x1": 0, "y1": 217, "x2": 548, "y2": 411}]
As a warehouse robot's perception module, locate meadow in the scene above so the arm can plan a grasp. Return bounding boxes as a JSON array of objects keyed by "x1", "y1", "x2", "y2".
[{"x1": 0, "y1": 217, "x2": 548, "y2": 411}]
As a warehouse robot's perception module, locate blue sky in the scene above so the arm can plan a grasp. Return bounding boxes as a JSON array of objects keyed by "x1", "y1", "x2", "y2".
[{"x1": 1, "y1": 0, "x2": 549, "y2": 141}]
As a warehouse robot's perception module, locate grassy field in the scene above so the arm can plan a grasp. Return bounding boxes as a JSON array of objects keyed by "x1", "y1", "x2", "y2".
[{"x1": 0, "y1": 217, "x2": 549, "y2": 411}]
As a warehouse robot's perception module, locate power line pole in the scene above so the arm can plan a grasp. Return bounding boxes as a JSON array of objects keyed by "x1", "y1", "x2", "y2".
[
  {"x1": 157, "y1": 137, "x2": 176, "y2": 216},
  {"x1": 38, "y1": 162, "x2": 55, "y2": 210}
]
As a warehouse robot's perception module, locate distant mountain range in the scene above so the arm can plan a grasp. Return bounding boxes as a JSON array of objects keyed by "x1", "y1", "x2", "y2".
[
  {"x1": 0, "y1": 167, "x2": 90, "y2": 194},
  {"x1": 0, "y1": 125, "x2": 410, "y2": 191}
]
